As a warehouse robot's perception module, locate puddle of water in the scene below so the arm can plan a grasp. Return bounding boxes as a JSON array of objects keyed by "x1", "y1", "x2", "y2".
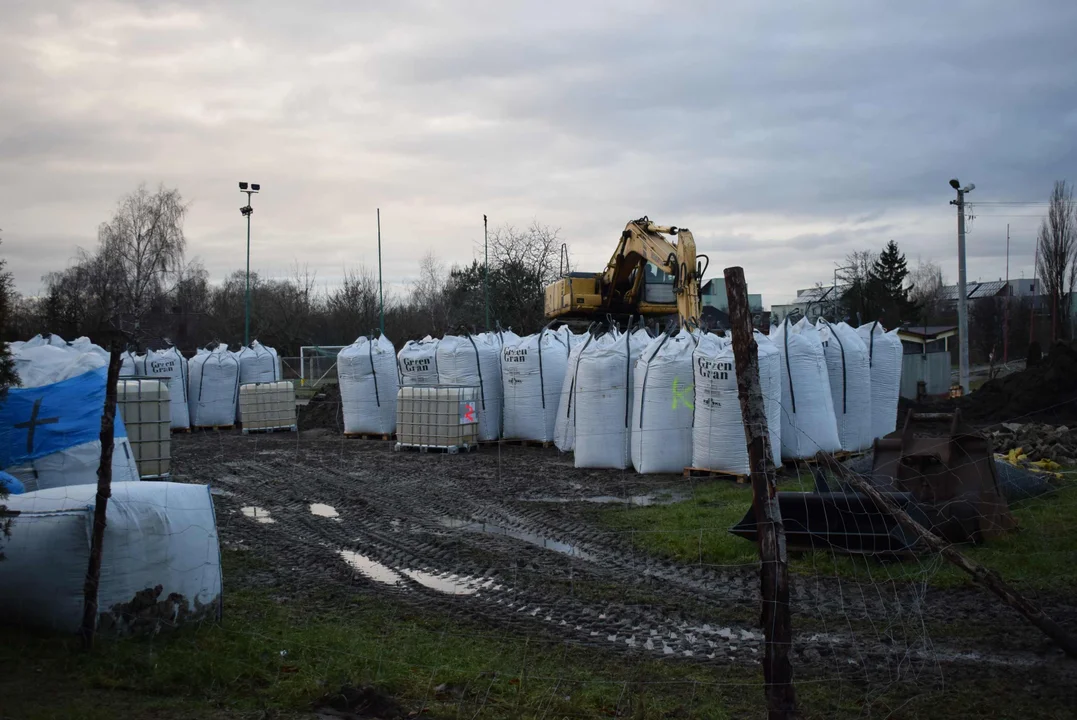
[
  {"x1": 439, "y1": 518, "x2": 594, "y2": 561},
  {"x1": 521, "y1": 492, "x2": 688, "y2": 507},
  {"x1": 310, "y1": 503, "x2": 339, "y2": 518},
  {"x1": 339, "y1": 550, "x2": 402, "y2": 585},
  {"x1": 241, "y1": 506, "x2": 275, "y2": 524},
  {"x1": 401, "y1": 569, "x2": 478, "y2": 596},
  {"x1": 210, "y1": 488, "x2": 234, "y2": 497}
]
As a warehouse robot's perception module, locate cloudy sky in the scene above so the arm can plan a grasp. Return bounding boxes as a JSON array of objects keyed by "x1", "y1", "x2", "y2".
[{"x1": 1, "y1": 1, "x2": 1074, "y2": 307}]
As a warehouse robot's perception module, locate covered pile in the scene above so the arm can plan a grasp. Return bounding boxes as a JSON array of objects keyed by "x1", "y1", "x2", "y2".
[
  {"x1": 771, "y1": 318, "x2": 841, "y2": 459},
  {"x1": 858, "y1": 321, "x2": 903, "y2": 440},
  {"x1": 818, "y1": 320, "x2": 874, "y2": 452},
  {"x1": 502, "y1": 329, "x2": 570, "y2": 443},
  {"x1": 188, "y1": 344, "x2": 240, "y2": 428},
  {"x1": 338, "y1": 335, "x2": 398, "y2": 435},
  {"x1": 630, "y1": 329, "x2": 696, "y2": 473},
  {"x1": 436, "y1": 334, "x2": 503, "y2": 441}
]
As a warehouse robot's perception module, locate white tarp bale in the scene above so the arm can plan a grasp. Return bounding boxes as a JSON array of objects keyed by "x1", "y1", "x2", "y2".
[
  {"x1": 144, "y1": 347, "x2": 191, "y2": 430},
  {"x1": 771, "y1": 318, "x2": 841, "y2": 460},
  {"x1": 119, "y1": 351, "x2": 144, "y2": 377},
  {"x1": 817, "y1": 321, "x2": 874, "y2": 452},
  {"x1": 691, "y1": 332, "x2": 782, "y2": 474},
  {"x1": 858, "y1": 322, "x2": 904, "y2": 440},
  {"x1": 436, "y1": 334, "x2": 503, "y2": 441},
  {"x1": 573, "y1": 327, "x2": 652, "y2": 469},
  {"x1": 237, "y1": 341, "x2": 279, "y2": 385},
  {"x1": 631, "y1": 329, "x2": 696, "y2": 474},
  {"x1": 397, "y1": 337, "x2": 440, "y2": 386},
  {"x1": 554, "y1": 332, "x2": 596, "y2": 452},
  {"x1": 338, "y1": 335, "x2": 398, "y2": 435},
  {"x1": 187, "y1": 344, "x2": 240, "y2": 428},
  {"x1": 3, "y1": 339, "x2": 140, "y2": 492},
  {"x1": 0, "y1": 482, "x2": 222, "y2": 634},
  {"x1": 502, "y1": 330, "x2": 570, "y2": 442}
]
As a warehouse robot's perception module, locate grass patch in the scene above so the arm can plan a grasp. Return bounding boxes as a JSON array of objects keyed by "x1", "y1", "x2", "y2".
[{"x1": 601, "y1": 471, "x2": 1077, "y2": 591}]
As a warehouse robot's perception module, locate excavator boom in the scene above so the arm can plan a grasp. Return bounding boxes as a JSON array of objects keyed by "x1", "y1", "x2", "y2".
[{"x1": 544, "y1": 217, "x2": 706, "y2": 325}]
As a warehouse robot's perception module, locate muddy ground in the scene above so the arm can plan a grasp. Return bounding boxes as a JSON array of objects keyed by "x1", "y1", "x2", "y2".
[{"x1": 173, "y1": 429, "x2": 1077, "y2": 705}]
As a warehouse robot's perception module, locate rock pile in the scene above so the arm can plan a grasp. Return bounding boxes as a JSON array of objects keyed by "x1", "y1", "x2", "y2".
[{"x1": 987, "y1": 422, "x2": 1077, "y2": 464}]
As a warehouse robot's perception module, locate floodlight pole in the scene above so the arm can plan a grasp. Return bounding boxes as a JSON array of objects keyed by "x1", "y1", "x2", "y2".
[
  {"x1": 244, "y1": 195, "x2": 252, "y2": 346},
  {"x1": 377, "y1": 208, "x2": 385, "y2": 335}
]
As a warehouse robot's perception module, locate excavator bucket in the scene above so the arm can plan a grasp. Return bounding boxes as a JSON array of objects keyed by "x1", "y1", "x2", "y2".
[
  {"x1": 871, "y1": 410, "x2": 1016, "y2": 542},
  {"x1": 729, "y1": 490, "x2": 932, "y2": 555}
]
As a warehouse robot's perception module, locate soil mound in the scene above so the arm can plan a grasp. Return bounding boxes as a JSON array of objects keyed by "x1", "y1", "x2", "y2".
[
  {"x1": 296, "y1": 383, "x2": 343, "y2": 432},
  {"x1": 958, "y1": 342, "x2": 1077, "y2": 423}
]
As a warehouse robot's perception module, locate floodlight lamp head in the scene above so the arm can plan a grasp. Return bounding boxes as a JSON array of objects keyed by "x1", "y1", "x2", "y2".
[
  {"x1": 240, "y1": 205, "x2": 253, "y2": 216},
  {"x1": 250, "y1": 183, "x2": 260, "y2": 191},
  {"x1": 949, "y1": 178, "x2": 960, "y2": 190},
  {"x1": 963, "y1": 183, "x2": 975, "y2": 193},
  {"x1": 239, "y1": 181, "x2": 248, "y2": 190}
]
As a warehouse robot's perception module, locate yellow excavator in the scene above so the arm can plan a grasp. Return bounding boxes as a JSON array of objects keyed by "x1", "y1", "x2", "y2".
[{"x1": 544, "y1": 217, "x2": 708, "y2": 325}]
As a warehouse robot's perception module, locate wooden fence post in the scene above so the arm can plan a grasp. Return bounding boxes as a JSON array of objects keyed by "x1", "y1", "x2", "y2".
[
  {"x1": 724, "y1": 267, "x2": 801, "y2": 719},
  {"x1": 80, "y1": 347, "x2": 122, "y2": 650}
]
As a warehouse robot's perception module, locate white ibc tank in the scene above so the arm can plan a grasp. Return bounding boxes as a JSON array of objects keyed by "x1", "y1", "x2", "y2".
[
  {"x1": 691, "y1": 332, "x2": 782, "y2": 474},
  {"x1": 143, "y1": 347, "x2": 190, "y2": 430},
  {"x1": 631, "y1": 329, "x2": 697, "y2": 474},
  {"x1": 396, "y1": 385, "x2": 480, "y2": 450},
  {"x1": 858, "y1": 322, "x2": 904, "y2": 440},
  {"x1": 436, "y1": 334, "x2": 502, "y2": 441},
  {"x1": 0, "y1": 482, "x2": 222, "y2": 634},
  {"x1": 239, "y1": 382, "x2": 297, "y2": 432},
  {"x1": 771, "y1": 318, "x2": 841, "y2": 460},
  {"x1": 817, "y1": 320, "x2": 874, "y2": 452},
  {"x1": 188, "y1": 344, "x2": 240, "y2": 428},
  {"x1": 117, "y1": 379, "x2": 171, "y2": 479},
  {"x1": 573, "y1": 327, "x2": 651, "y2": 469},
  {"x1": 502, "y1": 329, "x2": 570, "y2": 442},
  {"x1": 338, "y1": 335, "x2": 398, "y2": 435},
  {"x1": 397, "y1": 337, "x2": 440, "y2": 386}
]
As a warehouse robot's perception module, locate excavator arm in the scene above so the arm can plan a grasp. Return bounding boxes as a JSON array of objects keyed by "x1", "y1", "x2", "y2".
[{"x1": 601, "y1": 217, "x2": 703, "y2": 323}]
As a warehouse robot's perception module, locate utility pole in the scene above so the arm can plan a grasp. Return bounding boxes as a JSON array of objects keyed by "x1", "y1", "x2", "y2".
[
  {"x1": 483, "y1": 214, "x2": 490, "y2": 331},
  {"x1": 377, "y1": 208, "x2": 385, "y2": 335},
  {"x1": 1004, "y1": 224, "x2": 1010, "y2": 363},
  {"x1": 949, "y1": 179, "x2": 974, "y2": 394}
]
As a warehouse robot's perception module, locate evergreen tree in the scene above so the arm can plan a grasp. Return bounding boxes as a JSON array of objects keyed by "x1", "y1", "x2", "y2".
[
  {"x1": 0, "y1": 240, "x2": 18, "y2": 390},
  {"x1": 871, "y1": 240, "x2": 915, "y2": 324}
]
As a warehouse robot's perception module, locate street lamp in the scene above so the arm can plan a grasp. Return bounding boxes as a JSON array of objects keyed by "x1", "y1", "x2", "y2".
[
  {"x1": 239, "y1": 182, "x2": 260, "y2": 346},
  {"x1": 950, "y1": 178, "x2": 974, "y2": 393}
]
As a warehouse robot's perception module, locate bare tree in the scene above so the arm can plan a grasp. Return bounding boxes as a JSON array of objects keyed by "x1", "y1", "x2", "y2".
[
  {"x1": 908, "y1": 258, "x2": 946, "y2": 325},
  {"x1": 411, "y1": 252, "x2": 450, "y2": 335},
  {"x1": 97, "y1": 183, "x2": 188, "y2": 336},
  {"x1": 487, "y1": 221, "x2": 563, "y2": 332},
  {"x1": 327, "y1": 265, "x2": 380, "y2": 342},
  {"x1": 1035, "y1": 180, "x2": 1076, "y2": 340}
]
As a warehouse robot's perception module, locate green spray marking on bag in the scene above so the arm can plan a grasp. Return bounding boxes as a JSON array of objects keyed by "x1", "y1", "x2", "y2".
[{"x1": 671, "y1": 377, "x2": 694, "y2": 411}]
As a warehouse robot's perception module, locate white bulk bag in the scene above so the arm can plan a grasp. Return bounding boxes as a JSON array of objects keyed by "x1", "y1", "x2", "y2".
[
  {"x1": 691, "y1": 332, "x2": 783, "y2": 474},
  {"x1": 817, "y1": 321, "x2": 874, "y2": 452},
  {"x1": 436, "y1": 334, "x2": 502, "y2": 441},
  {"x1": 119, "y1": 351, "x2": 143, "y2": 377},
  {"x1": 573, "y1": 327, "x2": 651, "y2": 469},
  {"x1": 397, "y1": 336, "x2": 440, "y2": 386},
  {"x1": 338, "y1": 334, "x2": 399, "y2": 435},
  {"x1": 858, "y1": 322, "x2": 904, "y2": 440},
  {"x1": 554, "y1": 332, "x2": 597, "y2": 452},
  {"x1": 187, "y1": 344, "x2": 240, "y2": 428},
  {"x1": 502, "y1": 330, "x2": 570, "y2": 442},
  {"x1": 237, "y1": 341, "x2": 279, "y2": 385},
  {"x1": 144, "y1": 347, "x2": 191, "y2": 430},
  {"x1": 771, "y1": 318, "x2": 841, "y2": 460},
  {"x1": 0, "y1": 482, "x2": 222, "y2": 633},
  {"x1": 2, "y1": 341, "x2": 140, "y2": 492},
  {"x1": 631, "y1": 329, "x2": 697, "y2": 474}
]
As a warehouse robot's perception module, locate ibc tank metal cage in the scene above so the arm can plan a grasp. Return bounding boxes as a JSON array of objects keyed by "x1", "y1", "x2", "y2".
[
  {"x1": 395, "y1": 385, "x2": 480, "y2": 453},
  {"x1": 116, "y1": 377, "x2": 172, "y2": 480}
]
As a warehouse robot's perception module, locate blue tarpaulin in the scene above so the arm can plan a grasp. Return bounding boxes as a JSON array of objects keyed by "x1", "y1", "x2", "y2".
[{"x1": 0, "y1": 366, "x2": 127, "y2": 469}]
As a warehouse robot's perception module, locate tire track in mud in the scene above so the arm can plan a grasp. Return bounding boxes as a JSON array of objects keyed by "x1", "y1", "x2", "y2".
[{"x1": 180, "y1": 433, "x2": 1073, "y2": 674}]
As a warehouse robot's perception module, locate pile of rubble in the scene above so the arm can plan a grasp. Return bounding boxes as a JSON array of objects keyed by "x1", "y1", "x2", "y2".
[{"x1": 987, "y1": 422, "x2": 1075, "y2": 465}]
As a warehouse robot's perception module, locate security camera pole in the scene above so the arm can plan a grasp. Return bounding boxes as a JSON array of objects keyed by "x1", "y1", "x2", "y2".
[
  {"x1": 949, "y1": 178, "x2": 973, "y2": 394},
  {"x1": 239, "y1": 182, "x2": 260, "y2": 346}
]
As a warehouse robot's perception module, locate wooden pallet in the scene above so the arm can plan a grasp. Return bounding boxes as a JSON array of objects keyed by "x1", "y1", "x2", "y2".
[
  {"x1": 192, "y1": 424, "x2": 235, "y2": 432},
  {"x1": 394, "y1": 442, "x2": 477, "y2": 454},
  {"x1": 344, "y1": 432, "x2": 396, "y2": 441},
  {"x1": 492, "y1": 439, "x2": 554, "y2": 449},
  {"x1": 242, "y1": 425, "x2": 298, "y2": 435},
  {"x1": 683, "y1": 467, "x2": 749, "y2": 484}
]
